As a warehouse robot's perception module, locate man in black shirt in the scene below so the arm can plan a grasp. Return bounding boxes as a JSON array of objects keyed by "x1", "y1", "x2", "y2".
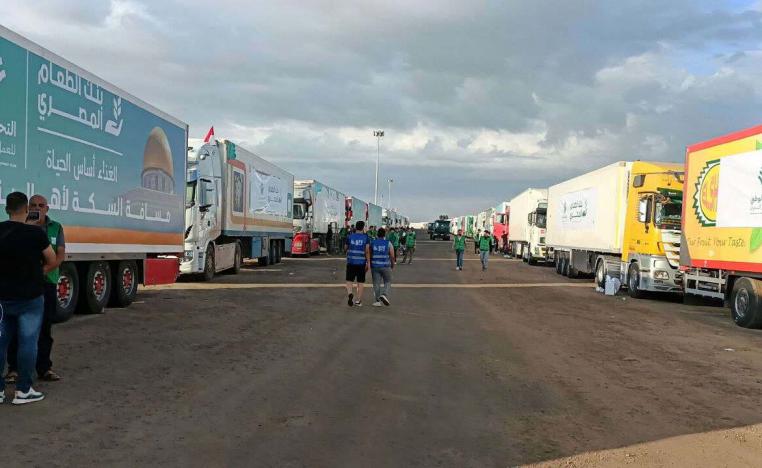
[{"x1": 0, "y1": 192, "x2": 56, "y2": 405}]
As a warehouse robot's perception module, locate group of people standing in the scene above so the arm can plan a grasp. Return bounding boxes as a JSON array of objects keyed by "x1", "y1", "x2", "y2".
[
  {"x1": 0, "y1": 192, "x2": 64, "y2": 405},
  {"x1": 343, "y1": 223, "x2": 417, "y2": 307},
  {"x1": 452, "y1": 229, "x2": 496, "y2": 271}
]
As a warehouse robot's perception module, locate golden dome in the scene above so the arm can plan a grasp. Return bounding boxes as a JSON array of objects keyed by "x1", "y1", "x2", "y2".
[{"x1": 142, "y1": 127, "x2": 173, "y2": 175}]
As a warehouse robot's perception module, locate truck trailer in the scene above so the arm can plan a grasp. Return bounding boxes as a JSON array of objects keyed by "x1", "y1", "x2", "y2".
[
  {"x1": 345, "y1": 196, "x2": 368, "y2": 228},
  {"x1": 507, "y1": 189, "x2": 548, "y2": 263},
  {"x1": 546, "y1": 161, "x2": 683, "y2": 296},
  {"x1": 0, "y1": 26, "x2": 188, "y2": 320},
  {"x1": 181, "y1": 139, "x2": 294, "y2": 279},
  {"x1": 292, "y1": 179, "x2": 344, "y2": 255},
  {"x1": 492, "y1": 201, "x2": 510, "y2": 251},
  {"x1": 681, "y1": 125, "x2": 762, "y2": 328},
  {"x1": 368, "y1": 202, "x2": 383, "y2": 228}
]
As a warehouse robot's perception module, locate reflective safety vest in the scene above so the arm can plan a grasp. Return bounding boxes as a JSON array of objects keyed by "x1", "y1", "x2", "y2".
[
  {"x1": 405, "y1": 231, "x2": 416, "y2": 247},
  {"x1": 479, "y1": 236, "x2": 491, "y2": 251},
  {"x1": 453, "y1": 235, "x2": 466, "y2": 251},
  {"x1": 346, "y1": 233, "x2": 369, "y2": 265},
  {"x1": 45, "y1": 218, "x2": 62, "y2": 284},
  {"x1": 370, "y1": 239, "x2": 392, "y2": 268}
]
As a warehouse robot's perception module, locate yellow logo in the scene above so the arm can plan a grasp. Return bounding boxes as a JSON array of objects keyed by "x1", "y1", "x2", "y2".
[{"x1": 693, "y1": 159, "x2": 720, "y2": 227}]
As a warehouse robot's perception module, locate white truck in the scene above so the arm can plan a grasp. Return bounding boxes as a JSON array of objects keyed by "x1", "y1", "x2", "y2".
[
  {"x1": 0, "y1": 25, "x2": 188, "y2": 320},
  {"x1": 545, "y1": 161, "x2": 683, "y2": 296},
  {"x1": 508, "y1": 188, "x2": 548, "y2": 264},
  {"x1": 291, "y1": 179, "x2": 345, "y2": 255},
  {"x1": 181, "y1": 139, "x2": 294, "y2": 279},
  {"x1": 345, "y1": 196, "x2": 368, "y2": 228},
  {"x1": 368, "y1": 202, "x2": 383, "y2": 229}
]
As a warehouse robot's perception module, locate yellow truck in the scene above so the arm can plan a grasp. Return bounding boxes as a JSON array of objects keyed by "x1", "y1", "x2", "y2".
[
  {"x1": 681, "y1": 125, "x2": 762, "y2": 328},
  {"x1": 546, "y1": 161, "x2": 683, "y2": 297}
]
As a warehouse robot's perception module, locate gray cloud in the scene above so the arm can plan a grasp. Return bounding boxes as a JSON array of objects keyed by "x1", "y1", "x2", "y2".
[{"x1": 4, "y1": 0, "x2": 762, "y2": 220}]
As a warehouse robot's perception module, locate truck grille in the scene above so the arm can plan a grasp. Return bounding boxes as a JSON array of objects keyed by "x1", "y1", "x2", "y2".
[{"x1": 661, "y1": 229, "x2": 680, "y2": 268}]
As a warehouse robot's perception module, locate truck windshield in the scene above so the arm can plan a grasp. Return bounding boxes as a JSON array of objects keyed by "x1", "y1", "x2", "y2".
[
  {"x1": 435, "y1": 221, "x2": 450, "y2": 230},
  {"x1": 185, "y1": 181, "x2": 196, "y2": 208},
  {"x1": 655, "y1": 198, "x2": 682, "y2": 228},
  {"x1": 535, "y1": 213, "x2": 547, "y2": 228},
  {"x1": 293, "y1": 203, "x2": 306, "y2": 220}
]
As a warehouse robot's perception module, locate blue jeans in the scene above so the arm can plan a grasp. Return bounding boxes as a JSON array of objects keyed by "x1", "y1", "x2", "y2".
[
  {"x1": 371, "y1": 267, "x2": 392, "y2": 301},
  {"x1": 480, "y1": 250, "x2": 489, "y2": 269},
  {"x1": 455, "y1": 250, "x2": 464, "y2": 268},
  {"x1": 0, "y1": 296, "x2": 44, "y2": 392}
]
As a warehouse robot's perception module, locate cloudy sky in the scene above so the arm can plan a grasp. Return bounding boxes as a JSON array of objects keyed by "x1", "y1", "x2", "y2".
[{"x1": 5, "y1": 0, "x2": 762, "y2": 220}]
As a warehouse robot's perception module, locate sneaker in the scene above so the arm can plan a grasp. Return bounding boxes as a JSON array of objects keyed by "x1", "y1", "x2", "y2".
[
  {"x1": 380, "y1": 295, "x2": 390, "y2": 306},
  {"x1": 5, "y1": 371, "x2": 17, "y2": 384},
  {"x1": 354, "y1": 301, "x2": 363, "y2": 307},
  {"x1": 12, "y1": 387, "x2": 45, "y2": 405},
  {"x1": 347, "y1": 293, "x2": 354, "y2": 307},
  {"x1": 372, "y1": 301, "x2": 383, "y2": 307},
  {"x1": 0, "y1": 392, "x2": 4, "y2": 404}
]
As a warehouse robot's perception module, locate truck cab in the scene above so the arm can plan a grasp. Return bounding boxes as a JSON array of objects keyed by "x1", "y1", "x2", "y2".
[
  {"x1": 291, "y1": 187, "x2": 319, "y2": 255},
  {"x1": 525, "y1": 202, "x2": 547, "y2": 264},
  {"x1": 431, "y1": 219, "x2": 451, "y2": 240},
  {"x1": 620, "y1": 163, "x2": 683, "y2": 295}
]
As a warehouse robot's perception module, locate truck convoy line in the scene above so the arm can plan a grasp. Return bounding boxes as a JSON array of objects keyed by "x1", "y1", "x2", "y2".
[
  {"x1": 454, "y1": 128, "x2": 762, "y2": 328},
  {"x1": 0, "y1": 26, "x2": 408, "y2": 321}
]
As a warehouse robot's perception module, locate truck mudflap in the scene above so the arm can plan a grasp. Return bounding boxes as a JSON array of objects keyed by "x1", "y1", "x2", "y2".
[{"x1": 144, "y1": 258, "x2": 180, "y2": 285}]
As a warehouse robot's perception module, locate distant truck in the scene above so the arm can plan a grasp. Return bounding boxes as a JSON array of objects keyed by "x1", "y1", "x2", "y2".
[
  {"x1": 508, "y1": 189, "x2": 548, "y2": 264},
  {"x1": 430, "y1": 218, "x2": 451, "y2": 240},
  {"x1": 291, "y1": 179, "x2": 344, "y2": 255},
  {"x1": 345, "y1": 196, "x2": 368, "y2": 228},
  {"x1": 491, "y1": 201, "x2": 510, "y2": 250},
  {"x1": 181, "y1": 139, "x2": 293, "y2": 279},
  {"x1": 546, "y1": 161, "x2": 683, "y2": 297},
  {"x1": 0, "y1": 25, "x2": 188, "y2": 320},
  {"x1": 681, "y1": 125, "x2": 762, "y2": 327},
  {"x1": 368, "y1": 202, "x2": 383, "y2": 228}
]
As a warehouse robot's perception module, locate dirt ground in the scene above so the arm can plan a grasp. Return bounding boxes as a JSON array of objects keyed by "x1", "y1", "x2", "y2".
[{"x1": 3, "y1": 237, "x2": 762, "y2": 467}]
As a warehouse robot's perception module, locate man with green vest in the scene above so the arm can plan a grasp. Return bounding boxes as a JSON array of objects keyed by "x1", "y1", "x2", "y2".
[
  {"x1": 6, "y1": 195, "x2": 65, "y2": 383},
  {"x1": 453, "y1": 229, "x2": 467, "y2": 271},
  {"x1": 388, "y1": 228, "x2": 400, "y2": 257},
  {"x1": 479, "y1": 229, "x2": 491, "y2": 271},
  {"x1": 402, "y1": 228, "x2": 416, "y2": 264}
]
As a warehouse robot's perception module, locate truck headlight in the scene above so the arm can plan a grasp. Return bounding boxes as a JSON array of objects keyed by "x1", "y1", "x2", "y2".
[
  {"x1": 653, "y1": 270, "x2": 669, "y2": 280},
  {"x1": 183, "y1": 250, "x2": 194, "y2": 262}
]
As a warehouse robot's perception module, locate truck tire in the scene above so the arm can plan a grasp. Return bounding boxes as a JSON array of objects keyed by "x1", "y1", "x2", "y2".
[
  {"x1": 52, "y1": 262, "x2": 79, "y2": 323},
  {"x1": 627, "y1": 262, "x2": 645, "y2": 299},
  {"x1": 202, "y1": 245, "x2": 216, "y2": 281},
  {"x1": 78, "y1": 261, "x2": 111, "y2": 314},
  {"x1": 110, "y1": 260, "x2": 138, "y2": 308},
  {"x1": 275, "y1": 242, "x2": 282, "y2": 263},
  {"x1": 555, "y1": 255, "x2": 562, "y2": 275},
  {"x1": 224, "y1": 242, "x2": 243, "y2": 274},
  {"x1": 561, "y1": 255, "x2": 570, "y2": 277},
  {"x1": 595, "y1": 258, "x2": 606, "y2": 289},
  {"x1": 731, "y1": 277, "x2": 762, "y2": 329}
]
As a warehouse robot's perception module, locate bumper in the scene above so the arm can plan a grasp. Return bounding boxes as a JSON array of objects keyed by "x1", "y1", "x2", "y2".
[
  {"x1": 638, "y1": 258, "x2": 683, "y2": 293},
  {"x1": 179, "y1": 246, "x2": 203, "y2": 275}
]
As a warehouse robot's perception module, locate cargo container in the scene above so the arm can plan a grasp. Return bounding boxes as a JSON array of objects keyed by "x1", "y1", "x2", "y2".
[
  {"x1": 368, "y1": 202, "x2": 383, "y2": 228},
  {"x1": 345, "y1": 196, "x2": 368, "y2": 228},
  {"x1": 508, "y1": 189, "x2": 547, "y2": 263},
  {"x1": 181, "y1": 139, "x2": 294, "y2": 278},
  {"x1": 291, "y1": 179, "x2": 344, "y2": 255},
  {"x1": 546, "y1": 161, "x2": 683, "y2": 296},
  {"x1": 465, "y1": 215, "x2": 476, "y2": 237},
  {"x1": 681, "y1": 125, "x2": 762, "y2": 327},
  {"x1": 0, "y1": 25, "x2": 188, "y2": 320}
]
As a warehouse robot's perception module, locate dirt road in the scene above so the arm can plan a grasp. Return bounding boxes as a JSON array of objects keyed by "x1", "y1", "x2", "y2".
[{"x1": 3, "y1": 238, "x2": 762, "y2": 467}]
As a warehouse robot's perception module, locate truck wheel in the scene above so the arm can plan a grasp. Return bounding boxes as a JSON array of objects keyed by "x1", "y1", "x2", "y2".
[
  {"x1": 52, "y1": 262, "x2": 79, "y2": 323},
  {"x1": 78, "y1": 261, "x2": 111, "y2": 314},
  {"x1": 555, "y1": 255, "x2": 562, "y2": 275},
  {"x1": 233, "y1": 242, "x2": 243, "y2": 273},
  {"x1": 275, "y1": 242, "x2": 282, "y2": 263},
  {"x1": 627, "y1": 262, "x2": 645, "y2": 299},
  {"x1": 562, "y1": 255, "x2": 570, "y2": 277},
  {"x1": 731, "y1": 278, "x2": 762, "y2": 328},
  {"x1": 110, "y1": 260, "x2": 138, "y2": 308},
  {"x1": 202, "y1": 245, "x2": 216, "y2": 281},
  {"x1": 595, "y1": 258, "x2": 606, "y2": 289}
]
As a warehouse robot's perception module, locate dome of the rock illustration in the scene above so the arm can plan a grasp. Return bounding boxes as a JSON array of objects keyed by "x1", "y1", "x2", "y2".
[{"x1": 142, "y1": 127, "x2": 175, "y2": 193}]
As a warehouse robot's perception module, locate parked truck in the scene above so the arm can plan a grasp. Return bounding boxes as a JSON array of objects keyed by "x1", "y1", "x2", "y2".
[
  {"x1": 345, "y1": 196, "x2": 368, "y2": 228},
  {"x1": 492, "y1": 201, "x2": 510, "y2": 251},
  {"x1": 546, "y1": 161, "x2": 683, "y2": 296},
  {"x1": 508, "y1": 189, "x2": 548, "y2": 264},
  {"x1": 681, "y1": 125, "x2": 762, "y2": 327},
  {"x1": 430, "y1": 217, "x2": 451, "y2": 240},
  {"x1": 291, "y1": 179, "x2": 344, "y2": 255},
  {"x1": 368, "y1": 202, "x2": 383, "y2": 228},
  {"x1": 0, "y1": 26, "x2": 188, "y2": 320},
  {"x1": 181, "y1": 139, "x2": 293, "y2": 279}
]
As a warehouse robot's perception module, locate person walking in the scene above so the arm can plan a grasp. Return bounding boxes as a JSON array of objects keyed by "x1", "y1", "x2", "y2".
[
  {"x1": 388, "y1": 228, "x2": 400, "y2": 258},
  {"x1": 345, "y1": 221, "x2": 370, "y2": 307},
  {"x1": 0, "y1": 192, "x2": 57, "y2": 405},
  {"x1": 6, "y1": 195, "x2": 65, "y2": 384},
  {"x1": 370, "y1": 228, "x2": 395, "y2": 307},
  {"x1": 453, "y1": 229, "x2": 466, "y2": 271},
  {"x1": 402, "y1": 228, "x2": 416, "y2": 264},
  {"x1": 479, "y1": 229, "x2": 491, "y2": 270},
  {"x1": 474, "y1": 229, "x2": 482, "y2": 254}
]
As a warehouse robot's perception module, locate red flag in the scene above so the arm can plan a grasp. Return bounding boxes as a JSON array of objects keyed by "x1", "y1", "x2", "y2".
[{"x1": 203, "y1": 126, "x2": 215, "y2": 143}]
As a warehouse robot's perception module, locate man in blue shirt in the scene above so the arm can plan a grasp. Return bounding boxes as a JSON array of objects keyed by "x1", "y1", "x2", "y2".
[
  {"x1": 345, "y1": 221, "x2": 370, "y2": 307},
  {"x1": 370, "y1": 228, "x2": 395, "y2": 307}
]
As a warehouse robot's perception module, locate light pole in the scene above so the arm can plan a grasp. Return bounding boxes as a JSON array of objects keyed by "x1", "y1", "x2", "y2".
[
  {"x1": 387, "y1": 178, "x2": 393, "y2": 209},
  {"x1": 373, "y1": 130, "x2": 384, "y2": 204}
]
